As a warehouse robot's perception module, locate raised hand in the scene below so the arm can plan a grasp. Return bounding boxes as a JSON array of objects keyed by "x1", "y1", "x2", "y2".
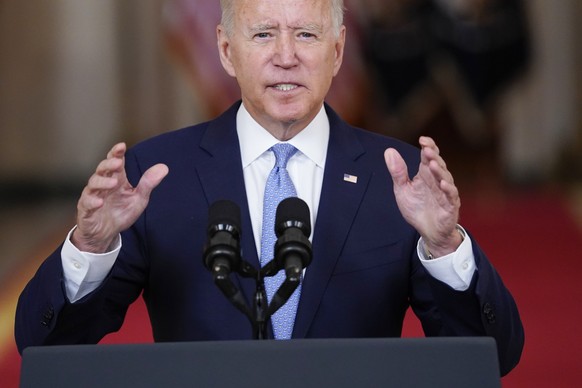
[
  {"x1": 71, "y1": 143, "x2": 169, "y2": 253},
  {"x1": 384, "y1": 136, "x2": 463, "y2": 258}
]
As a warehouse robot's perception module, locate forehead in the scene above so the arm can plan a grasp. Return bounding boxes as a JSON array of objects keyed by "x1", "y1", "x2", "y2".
[{"x1": 235, "y1": 0, "x2": 332, "y2": 28}]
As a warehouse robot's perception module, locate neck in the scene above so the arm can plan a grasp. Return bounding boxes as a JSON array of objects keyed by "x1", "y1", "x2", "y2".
[
  {"x1": 267, "y1": 120, "x2": 308, "y2": 141},
  {"x1": 242, "y1": 103, "x2": 323, "y2": 141}
]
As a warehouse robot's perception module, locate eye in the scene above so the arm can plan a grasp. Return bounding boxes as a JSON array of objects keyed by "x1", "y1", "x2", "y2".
[
  {"x1": 298, "y1": 32, "x2": 315, "y2": 39},
  {"x1": 254, "y1": 32, "x2": 271, "y2": 39}
]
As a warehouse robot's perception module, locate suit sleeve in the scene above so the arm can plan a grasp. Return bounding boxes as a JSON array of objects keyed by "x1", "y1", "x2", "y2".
[
  {"x1": 14, "y1": 149, "x2": 149, "y2": 354},
  {"x1": 411, "y1": 232, "x2": 524, "y2": 376}
]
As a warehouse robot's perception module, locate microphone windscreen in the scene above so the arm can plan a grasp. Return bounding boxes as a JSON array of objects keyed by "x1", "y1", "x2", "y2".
[
  {"x1": 275, "y1": 197, "x2": 311, "y2": 237},
  {"x1": 208, "y1": 200, "x2": 241, "y2": 235}
]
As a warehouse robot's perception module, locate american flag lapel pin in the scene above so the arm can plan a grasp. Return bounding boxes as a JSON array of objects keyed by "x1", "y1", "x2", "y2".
[{"x1": 343, "y1": 173, "x2": 358, "y2": 184}]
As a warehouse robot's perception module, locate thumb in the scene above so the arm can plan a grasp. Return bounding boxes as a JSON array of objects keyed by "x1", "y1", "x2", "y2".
[
  {"x1": 384, "y1": 148, "x2": 409, "y2": 187},
  {"x1": 136, "y1": 163, "x2": 169, "y2": 198}
]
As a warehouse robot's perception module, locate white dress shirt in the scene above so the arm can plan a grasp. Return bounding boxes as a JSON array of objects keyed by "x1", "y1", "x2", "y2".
[
  {"x1": 237, "y1": 103, "x2": 328, "y2": 257},
  {"x1": 61, "y1": 103, "x2": 475, "y2": 303}
]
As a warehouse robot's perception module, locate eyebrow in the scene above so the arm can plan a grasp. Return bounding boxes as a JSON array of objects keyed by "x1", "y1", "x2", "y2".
[
  {"x1": 249, "y1": 22, "x2": 324, "y2": 34},
  {"x1": 295, "y1": 23, "x2": 324, "y2": 34},
  {"x1": 251, "y1": 23, "x2": 275, "y2": 32}
]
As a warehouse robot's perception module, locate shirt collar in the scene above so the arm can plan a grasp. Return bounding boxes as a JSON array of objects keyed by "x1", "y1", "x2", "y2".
[{"x1": 237, "y1": 103, "x2": 329, "y2": 168}]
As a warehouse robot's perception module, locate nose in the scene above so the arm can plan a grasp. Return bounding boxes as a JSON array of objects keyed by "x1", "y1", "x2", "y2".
[{"x1": 273, "y1": 33, "x2": 298, "y2": 68}]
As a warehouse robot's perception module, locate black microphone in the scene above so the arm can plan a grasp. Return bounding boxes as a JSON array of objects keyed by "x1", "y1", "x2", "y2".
[
  {"x1": 274, "y1": 197, "x2": 312, "y2": 281},
  {"x1": 203, "y1": 200, "x2": 242, "y2": 278}
]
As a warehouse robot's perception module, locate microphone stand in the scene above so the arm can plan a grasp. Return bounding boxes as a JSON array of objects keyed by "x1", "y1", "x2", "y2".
[
  {"x1": 209, "y1": 258, "x2": 298, "y2": 340},
  {"x1": 253, "y1": 278, "x2": 268, "y2": 340}
]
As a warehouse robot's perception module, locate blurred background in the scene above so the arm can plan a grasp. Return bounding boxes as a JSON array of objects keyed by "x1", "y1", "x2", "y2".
[{"x1": 1, "y1": 0, "x2": 581, "y2": 387}]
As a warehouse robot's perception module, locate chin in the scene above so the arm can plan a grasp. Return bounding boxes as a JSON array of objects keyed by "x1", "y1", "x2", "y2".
[{"x1": 269, "y1": 103, "x2": 310, "y2": 124}]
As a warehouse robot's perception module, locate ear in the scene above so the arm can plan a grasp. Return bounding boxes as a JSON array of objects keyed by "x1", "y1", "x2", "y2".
[
  {"x1": 332, "y1": 25, "x2": 346, "y2": 77},
  {"x1": 217, "y1": 25, "x2": 236, "y2": 77}
]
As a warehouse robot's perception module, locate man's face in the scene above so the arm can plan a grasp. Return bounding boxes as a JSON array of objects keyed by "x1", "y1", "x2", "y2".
[{"x1": 218, "y1": 0, "x2": 346, "y2": 139}]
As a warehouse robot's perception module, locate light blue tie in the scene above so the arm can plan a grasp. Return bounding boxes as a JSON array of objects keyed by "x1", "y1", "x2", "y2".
[{"x1": 260, "y1": 143, "x2": 301, "y2": 339}]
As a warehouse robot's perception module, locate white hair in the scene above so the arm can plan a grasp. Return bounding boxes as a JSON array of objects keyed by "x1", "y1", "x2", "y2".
[{"x1": 220, "y1": 0, "x2": 345, "y2": 37}]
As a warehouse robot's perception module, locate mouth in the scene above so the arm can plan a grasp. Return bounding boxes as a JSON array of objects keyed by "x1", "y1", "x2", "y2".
[{"x1": 271, "y1": 83, "x2": 300, "y2": 92}]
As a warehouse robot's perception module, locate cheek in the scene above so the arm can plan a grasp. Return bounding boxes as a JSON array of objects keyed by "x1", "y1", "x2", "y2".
[
  {"x1": 237, "y1": 54, "x2": 266, "y2": 84},
  {"x1": 229, "y1": 46, "x2": 252, "y2": 75},
  {"x1": 309, "y1": 61, "x2": 336, "y2": 90},
  {"x1": 308, "y1": 50, "x2": 337, "y2": 75}
]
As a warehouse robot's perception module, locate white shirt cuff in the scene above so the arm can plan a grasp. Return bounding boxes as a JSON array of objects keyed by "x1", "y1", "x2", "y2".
[
  {"x1": 416, "y1": 225, "x2": 476, "y2": 291},
  {"x1": 61, "y1": 226, "x2": 121, "y2": 302}
]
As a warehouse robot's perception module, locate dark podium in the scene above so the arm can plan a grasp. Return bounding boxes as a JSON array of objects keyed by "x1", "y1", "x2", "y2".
[{"x1": 20, "y1": 337, "x2": 500, "y2": 388}]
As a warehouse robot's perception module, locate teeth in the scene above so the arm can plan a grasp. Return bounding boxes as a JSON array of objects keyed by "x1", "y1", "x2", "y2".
[{"x1": 274, "y1": 84, "x2": 298, "y2": 91}]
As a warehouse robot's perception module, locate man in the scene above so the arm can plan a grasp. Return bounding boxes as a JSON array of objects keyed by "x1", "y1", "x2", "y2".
[{"x1": 15, "y1": 0, "x2": 523, "y2": 376}]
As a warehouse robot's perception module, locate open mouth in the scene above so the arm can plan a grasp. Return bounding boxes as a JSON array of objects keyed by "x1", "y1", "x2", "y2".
[{"x1": 272, "y1": 83, "x2": 300, "y2": 92}]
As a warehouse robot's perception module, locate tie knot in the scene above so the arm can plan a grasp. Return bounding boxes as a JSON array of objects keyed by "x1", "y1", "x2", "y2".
[{"x1": 271, "y1": 143, "x2": 297, "y2": 168}]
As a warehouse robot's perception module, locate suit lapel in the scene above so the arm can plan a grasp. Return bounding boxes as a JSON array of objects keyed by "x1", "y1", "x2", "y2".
[
  {"x1": 195, "y1": 102, "x2": 261, "y2": 304},
  {"x1": 293, "y1": 107, "x2": 372, "y2": 338}
]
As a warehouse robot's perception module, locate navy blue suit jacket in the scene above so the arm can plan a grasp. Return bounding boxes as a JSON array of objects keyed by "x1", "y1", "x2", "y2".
[{"x1": 16, "y1": 102, "x2": 523, "y2": 375}]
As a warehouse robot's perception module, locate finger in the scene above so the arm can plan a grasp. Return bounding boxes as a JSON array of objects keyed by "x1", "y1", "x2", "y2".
[
  {"x1": 77, "y1": 186, "x2": 106, "y2": 213},
  {"x1": 419, "y1": 137, "x2": 447, "y2": 168},
  {"x1": 440, "y1": 178, "x2": 460, "y2": 199},
  {"x1": 440, "y1": 179, "x2": 461, "y2": 210},
  {"x1": 106, "y1": 142, "x2": 127, "y2": 159},
  {"x1": 422, "y1": 146, "x2": 447, "y2": 170},
  {"x1": 95, "y1": 157, "x2": 125, "y2": 178},
  {"x1": 427, "y1": 160, "x2": 460, "y2": 209},
  {"x1": 86, "y1": 174, "x2": 119, "y2": 193},
  {"x1": 101, "y1": 143, "x2": 127, "y2": 178},
  {"x1": 384, "y1": 148, "x2": 409, "y2": 187},
  {"x1": 419, "y1": 136, "x2": 439, "y2": 153},
  {"x1": 78, "y1": 173, "x2": 120, "y2": 211},
  {"x1": 418, "y1": 149, "x2": 443, "y2": 191},
  {"x1": 428, "y1": 159, "x2": 454, "y2": 186},
  {"x1": 420, "y1": 137, "x2": 452, "y2": 184},
  {"x1": 98, "y1": 144, "x2": 127, "y2": 178},
  {"x1": 135, "y1": 163, "x2": 169, "y2": 199}
]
